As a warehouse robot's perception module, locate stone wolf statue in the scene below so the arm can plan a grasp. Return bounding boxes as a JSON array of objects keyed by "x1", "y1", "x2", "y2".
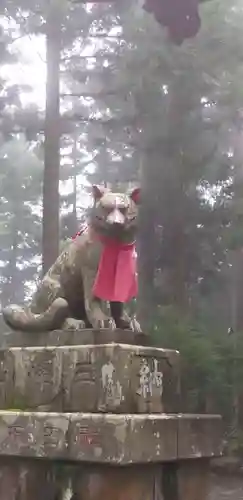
[{"x1": 3, "y1": 185, "x2": 141, "y2": 333}]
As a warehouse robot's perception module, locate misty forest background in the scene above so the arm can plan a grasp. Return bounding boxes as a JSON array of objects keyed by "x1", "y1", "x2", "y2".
[{"x1": 2, "y1": 0, "x2": 243, "y2": 454}]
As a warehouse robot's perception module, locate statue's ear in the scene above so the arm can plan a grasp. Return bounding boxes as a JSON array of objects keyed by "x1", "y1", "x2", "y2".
[
  {"x1": 92, "y1": 185, "x2": 105, "y2": 201},
  {"x1": 130, "y1": 187, "x2": 140, "y2": 205}
]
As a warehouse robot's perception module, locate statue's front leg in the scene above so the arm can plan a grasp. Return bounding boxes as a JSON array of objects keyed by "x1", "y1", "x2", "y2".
[
  {"x1": 110, "y1": 302, "x2": 130, "y2": 329},
  {"x1": 83, "y1": 269, "x2": 116, "y2": 329},
  {"x1": 110, "y1": 302, "x2": 141, "y2": 332}
]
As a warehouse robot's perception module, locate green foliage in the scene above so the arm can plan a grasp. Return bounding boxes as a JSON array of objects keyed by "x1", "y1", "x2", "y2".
[{"x1": 152, "y1": 306, "x2": 234, "y2": 420}]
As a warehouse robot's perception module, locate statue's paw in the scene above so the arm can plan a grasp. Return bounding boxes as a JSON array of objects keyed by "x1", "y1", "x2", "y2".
[
  {"x1": 93, "y1": 317, "x2": 116, "y2": 330},
  {"x1": 89, "y1": 309, "x2": 116, "y2": 330},
  {"x1": 62, "y1": 318, "x2": 86, "y2": 331},
  {"x1": 129, "y1": 317, "x2": 142, "y2": 333},
  {"x1": 106, "y1": 317, "x2": 116, "y2": 330}
]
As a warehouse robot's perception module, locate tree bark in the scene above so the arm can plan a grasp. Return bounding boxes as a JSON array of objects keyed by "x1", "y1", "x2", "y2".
[
  {"x1": 71, "y1": 136, "x2": 78, "y2": 235},
  {"x1": 5, "y1": 200, "x2": 19, "y2": 305},
  {"x1": 137, "y1": 146, "x2": 158, "y2": 328},
  {"x1": 42, "y1": 2, "x2": 61, "y2": 275}
]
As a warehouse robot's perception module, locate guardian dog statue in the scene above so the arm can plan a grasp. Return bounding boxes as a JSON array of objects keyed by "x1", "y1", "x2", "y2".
[{"x1": 3, "y1": 185, "x2": 141, "y2": 333}]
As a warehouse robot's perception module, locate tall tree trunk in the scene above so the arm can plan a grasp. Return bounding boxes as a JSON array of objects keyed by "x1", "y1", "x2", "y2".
[
  {"x1": 71, "y1": 135, "x2": 78, "y2": 235},
  {"x1": 42, "y1": 2, "x2": 61, "y2": 275},
  {"x1": 170, "y1": 221, "x2": 188, "y2": 312},
  {"x1": 137, "y1": 146, "x2": 157, "y2": 329},
  {"x1": 6, "y1": 204, "x2": 19, "y2": 305}
]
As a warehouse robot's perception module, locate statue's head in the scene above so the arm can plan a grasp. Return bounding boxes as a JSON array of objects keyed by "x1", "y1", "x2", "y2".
[{"x1": 90, "y1": 185, "x2": 140, "y2": 241}]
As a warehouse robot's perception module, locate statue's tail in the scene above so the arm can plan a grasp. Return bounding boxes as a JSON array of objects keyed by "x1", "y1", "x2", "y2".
[{"x1": 2, "y1": 297, "x2": 69, "y2": 333}]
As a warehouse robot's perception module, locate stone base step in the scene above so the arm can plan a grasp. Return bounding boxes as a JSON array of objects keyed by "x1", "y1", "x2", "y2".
[
  {"x1": 1, "y1": 328, "x2": 149, "y2": 348},
  {"x1": 0, "y1": 343, "x2": 180, "y2": 413},
  {"x1": 0, "y1": 458, "x2": 212, "y2": 500},
  {"x1": 0, "y1": 411, "x2": 222, "y2": 464}
]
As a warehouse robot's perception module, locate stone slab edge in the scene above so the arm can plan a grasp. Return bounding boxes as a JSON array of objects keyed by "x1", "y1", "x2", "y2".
[
  {"x1": 0, "y1": 411, "x2": 223, "y2": 464},
  {"x1": 1, "y1": 329, "x2": 150, "y2": 348}
]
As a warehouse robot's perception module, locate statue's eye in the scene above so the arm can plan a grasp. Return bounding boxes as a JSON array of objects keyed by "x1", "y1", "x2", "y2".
[{"x1": 119, "y1": 207, "x2": 127, "y2": 215}]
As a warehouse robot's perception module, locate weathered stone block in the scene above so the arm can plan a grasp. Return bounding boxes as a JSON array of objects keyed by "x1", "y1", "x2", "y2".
[
  {"x1": 73, "y1": 466, "x2": 162, "y2": 500},
  {"x1": 0, "y1": 344, "x2": 180, "y2": 413},
  {"x1": 129, "y1": 346, "x2": 180, "y2": 413},
  {"x1": 0, "y1": 460, "x2": 75, "y2": 500},
  {"x1": 0, "y1": 458, "x2": 216, "y2": 500},
  {"x1": 0, "y1": 411, "x2": 69, "y2": 459},
  {"x1": 126, "y1": 414, "x2": 178, "y2": 463},
  {"x1": 0, "y1": 460, "x2": 163, "y2": 500},
  {"x1": 11, "y1": 347, "x2": 63, "y2": 410},
  {"x1": 0, "y1": 411, "x2": 222, "y2": 464},
  {"x1": 69, "y1": 413, "x2": 178, "y2": 463},
  {"x1": 63, "y1": 343, "x2": 179, "y2": 414},
  {"x1": 62, "y1": 346, "x2": 98, "y2": 413},
  {"x1": 0, "y1": 327, "x2": 223, "y2": 500},
  {"x1": 0, "y1": 461, "x2": 59, "y2": 500}
]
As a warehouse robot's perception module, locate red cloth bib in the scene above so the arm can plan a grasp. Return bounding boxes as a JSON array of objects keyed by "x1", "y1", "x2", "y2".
[{"x1": 72, "y1": 229, "x2": 137, "y2": 302}]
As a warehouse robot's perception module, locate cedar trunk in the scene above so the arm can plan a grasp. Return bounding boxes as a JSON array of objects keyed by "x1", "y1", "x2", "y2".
[{"x1": 42, "y1": 4, "x2": 61, "y2": 275}]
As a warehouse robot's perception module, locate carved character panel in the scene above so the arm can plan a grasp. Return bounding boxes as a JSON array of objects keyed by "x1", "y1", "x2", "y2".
[
  {"x1": 12, "y1": 348, "x2": 62, "y2": 409},
  {"x1": 63, "y1": 348, "x2": 97, "y2": 412},
  {"x1": 132, "y1": 354, "x2": 164, "y2": 413}
]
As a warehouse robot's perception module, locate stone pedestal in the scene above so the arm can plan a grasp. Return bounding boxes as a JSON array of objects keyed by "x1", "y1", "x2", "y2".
[
  {"x1": 0, "y1": 343, "x2": 180, "y2": 413},
  {"x1": 0, "y1": 328, "x2": 223, "y2": 499},
  {"x1": 74, "y1": 466, "x2": 158, "y2": 500},
  {"x1": 162, "y1": 461, "x2": 210, "y2": 500}
]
